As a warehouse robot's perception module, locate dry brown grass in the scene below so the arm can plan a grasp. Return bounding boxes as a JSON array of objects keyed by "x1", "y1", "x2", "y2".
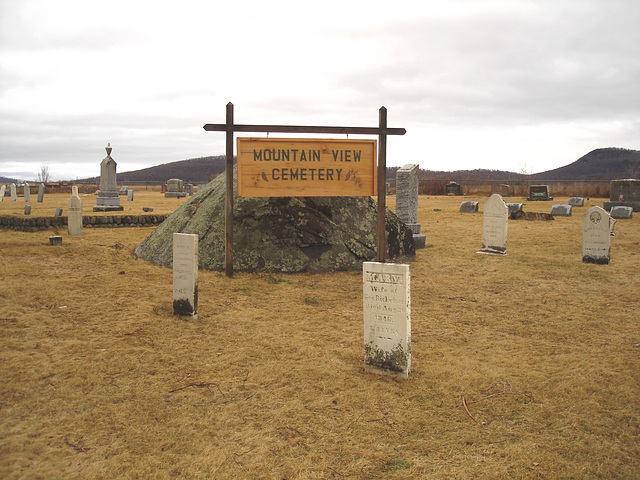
[{"x1": 1, "y1": 193, "x2": 639, "y2": 479}]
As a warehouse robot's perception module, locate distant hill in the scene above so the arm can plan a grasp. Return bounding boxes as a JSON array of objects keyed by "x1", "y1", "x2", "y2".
[
  {"x1": 0, "y1": 176, "x2": 18, "y2": 184},
  {"x1": 77, "y1": 155, "x2": 227, "y2": 184},
  {"x1": 529, "y1": 148, "x2": 640, "y2": 181},
  {"x1": 72, "y1": 147, "x2": 639, "y2": 184}
]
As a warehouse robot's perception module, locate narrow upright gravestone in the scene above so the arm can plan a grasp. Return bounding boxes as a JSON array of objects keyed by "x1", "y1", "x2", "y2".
[
  {"x1": 37, "y1": 183, "x2": 45, "y2": 203},
  {"x1": 24, "y1": 205, "x2": 31, "y2": 215},
  {"x1": 68, "y1": 191, "x2": 83, "y2": 236},
  {"x1": 395, "y1": 164, "x2": 426, "y2": 249},
  {"x1": 94, "y1": 143, "x2": 124, "y2": 212},
  {"x1": 478, "y1": 193, "x2": 508, "y2": 254},
  {"x1": 363, "y1": 262, "x2": 411, "y2": 378},
  {"x1": 127, "y1": 189, "x2": 134, "y2": 201},
  {"x1": 0, "y1": 185, "x2": 5, "y2": 201},
  {"x1": 583, "y1": 206, "x2": 612, "y2": 264},
  {"x1": 173, "y1": 233, "x2": 198, "y2": 320},
  {"x1": 10, "y1": 183, "x2": 17, "y2": 202},
  {"x1": 23, "y1": 183, "x2": 30, "y2": 202}
]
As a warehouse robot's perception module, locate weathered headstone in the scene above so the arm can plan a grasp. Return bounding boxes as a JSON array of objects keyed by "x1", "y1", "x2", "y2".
[
  {"x1": 459, "y1": 201, "x2": 479, "y2": 213},
  {"x1": 23, "y1": 183, "x2": 30, "y2": 202},
  {"x1": 492, "y1": 184, "x2": 511, "y2": 197},
  {"x1": 173, "y1": 233, "x2": 198, "y2": 320},
  {"x1": 166, "y1": 179, "x2": 185, "y2": 197},
  {"x1": 583, "y1": 206, "x2": 612, "y2": 264},
  {"x1": 185, "y1": 184, "x2": 194, "y2": 196},
  {"x1": 94, "y1": 143, "x2": 124, "y2": 212},
  {"x1": 550, "y1": 204, "x2": 572, "y2": 216},
  {"x1": 610, "y1": 206, "x2": 632, "y2": 219},
  {"x1": 568, "y1": 197, "x2": 585, "y2": 207},
  {"x1": 165, "y1": 178, "x2": 185, "y2": 198},
  {"x1": 119, "y1": 186, "x2": 128, "y2": 196},
  {"x1": 54, "y1": 207, "x2": 63, "y2": 217},
  {"x1": 478, "y1": 194, "x2": 508, "y2": 254},
  {"x1": 395, "y1": 164, "x2": 426, "y2": 249},
  {"x1": 446, "y1": 182, "x2": 462, "y2": 195},
  {"x1": 604, "y1": 179, "x2": 640, "y2": 212},
  {"x1": 127, "y1": 189, "x2": 134, "y2": 201},
  {"x1": 363, "y1": 262, "x2": 410, "y2": 379},
  {"x1": 49, "y1": 236, "x2": 63, "y2": 246},
  {"x1": 527, "y1": 185, "x2": 553, "y2": 201},
  {"x1": 507, "y1": 203, "x2": 523, "y2": 216},
  {"x1": 0, "y1": 185, "x2": 5, "y2": 201},
  {"x1": 37, "y1": 183, "x2": 45, "y2": 203},
  {"x1": 10, "y1": 183, "x2": 17, "y2": 202},
  {"x1": 24, "y1": 205, "x2": 31, "y2": 215},
  {"x1": 67, "y1": 192, "x2": 83, "y2": 236}
]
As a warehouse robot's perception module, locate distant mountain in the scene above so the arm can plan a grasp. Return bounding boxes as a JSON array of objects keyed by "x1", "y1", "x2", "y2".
[
  {"x1": 529, "y1": 148, "x2": 640, "y2": 181},
  {"x1": 72, "y1": 147, "x2": 639, "y2": 184},
  {"x1": 77, "y1": 155, "x2": 227, "y2": 184}
]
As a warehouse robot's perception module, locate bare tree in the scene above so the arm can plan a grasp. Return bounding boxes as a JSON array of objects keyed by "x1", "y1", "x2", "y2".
[{"x1": 37, "y1": 164, "x2": 51, "y2": 183}]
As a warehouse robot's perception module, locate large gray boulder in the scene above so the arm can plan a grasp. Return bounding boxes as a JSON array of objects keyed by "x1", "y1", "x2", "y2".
[{"x1": 135, "y1": 169, "x2": 415, "y2": 272}]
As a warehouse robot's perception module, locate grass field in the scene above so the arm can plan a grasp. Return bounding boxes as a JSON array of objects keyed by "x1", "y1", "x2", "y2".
[{"x1": 1, "y1": 192, "x2": 639, "y2": 479}]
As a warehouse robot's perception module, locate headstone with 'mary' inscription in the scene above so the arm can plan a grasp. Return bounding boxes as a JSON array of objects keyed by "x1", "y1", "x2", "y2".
[{"x1": 363, "y1": 262, "x2": 411, "y2": 379}]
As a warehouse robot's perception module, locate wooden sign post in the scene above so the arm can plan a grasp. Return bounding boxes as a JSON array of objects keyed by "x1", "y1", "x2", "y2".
[{"x1": 204, "y1": 103, "x2": 405, "y2": 277}]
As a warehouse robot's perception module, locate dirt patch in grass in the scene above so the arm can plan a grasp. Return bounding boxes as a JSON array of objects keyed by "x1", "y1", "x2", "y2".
[{"x1": 1, "y1": 194, "x2": 639, "y2": 479}]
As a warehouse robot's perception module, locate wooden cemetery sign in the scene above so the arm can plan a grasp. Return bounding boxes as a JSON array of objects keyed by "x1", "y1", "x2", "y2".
[
  {"x1": 236, "y1": 138, "x2": 377, "y2": 197},
  {"x1": 204, "y1": 103, "x2": 405, "y2": 277}
]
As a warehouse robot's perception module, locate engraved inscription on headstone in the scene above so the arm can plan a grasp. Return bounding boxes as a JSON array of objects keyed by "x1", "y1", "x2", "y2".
[
  {"x1": 583, "y1": 206, "x2": 612, "y2": 264},
  {"x1": 37, "y1": 183, "x2": 45, "y2": 203},
  {"x1": 478, "y1": 194, "x2": 508, "y2": 254},
  {"x1": 68, "y1": 192, "x2": 83, "y2": 236},
  {"x1": 363, "y1": 262, "x2": 411, "y2": 379},
  {"x1": 173, "y1": 233, "x2": 199, "y2": 320}
]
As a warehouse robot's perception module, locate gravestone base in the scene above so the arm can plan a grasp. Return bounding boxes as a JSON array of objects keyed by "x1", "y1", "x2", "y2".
[
  {"x1": 405, "y1": 222, "x2": 426, "y2": 250},
  {"x1": 527, "y1": 195, "x2": 553, "y2": 201},
  {"x1": 164, "y1": 192, "x2": 187, "y2": 198},
  {"x1": 93, "y1": 204, "x2": 124, "y2": 212},
  {"x1": 476, "y1": 248, "x2": 507, "y2": 255}
]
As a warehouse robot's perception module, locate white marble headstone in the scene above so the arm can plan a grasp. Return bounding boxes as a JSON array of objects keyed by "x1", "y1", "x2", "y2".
[
  {"x1": 173, "y1": 233, "x2": 199, "y2": 320},
  {"x1": 0, "y1": 185, "x2": 5, "y2": 202},
  {"x1": 479, "y1": 194, "x2": 508, "y2": 254},
  {"x1": 363, "y1": 262, "x2": 411, "y2": 378},
  {"x1": 37, "y1": 183, "x2": 45, "y2": 203},
  {"x1": 583, "y1": 206, "x2": 611, "y2": 264},
  {"x1": 23, "y1": 183, "x2": 30, "y2": 202},
  {"x1": 67, "y1": 193, "x2": 83, "y2": 236},
  {"x1": 10, "y1": 183, "x2": 17, "y2": 202},
  {"x1": 127, "y1": 189, "x2": 134, "y2": 201}
]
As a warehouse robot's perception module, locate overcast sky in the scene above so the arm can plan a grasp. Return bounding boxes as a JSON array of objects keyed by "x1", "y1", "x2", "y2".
[{"x1": 1, "y1": 0, "x2": 638, "y2": 181}]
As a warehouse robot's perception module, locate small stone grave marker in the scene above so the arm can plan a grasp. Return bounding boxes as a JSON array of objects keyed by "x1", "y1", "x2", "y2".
[
  {"x1": 127, "y1": 189, "x2": 134, "y2": 201},
  {"x1": 67, "y1": 192, "x2": 83, "y2": 236},
  {"x1": 478, "y1": 194, "x2": 508, "y2": 254},
  {"x1": 37, "y1": 183, "x2": 45, "y2": 202},
  {"x1": 550, "y1": 204, "x2": 572, "y2": 216},
  {"x1": 363, "y1": 262, "x2": 411, "y2": 379},
  {"x1": 568, "y1": 197, "x2": 584, "y2": 207},
  {"x1": 142, "y1": 207, "x2": 154, "y2": 212},
  {"x1": 173, "y1": 233, "x2": 198, "y2": 320},
  {"x1": 10, "y1": 183, "x2": 17, "y2": 202},
  {"x1": 610, "y1": 206, "x2": 632, "y2": 219},
  {"x1": 0, "y1": 185, "x2": 6, "y2": 201},
  {"x1": 583, "y1": 206, "x2": 612, "y2": 264},
  {"x1": 54, "y1": 207, "x2": 63, "y2": 217},
  {"x1": 23, "y1": 183, "x2": 30, "y2": 202},
  {"x1": 49, "y1": 236, "x2": 63, "y2": 246},
  {"x1": 119, "y1": 186, "x2": 128, "y2": 196},
  {"x1": 459, "y1": 201, "x2": 479, "y2": 213},
  {"x1": 24, "y1": 205, "x2": 31, "y2": 215}
]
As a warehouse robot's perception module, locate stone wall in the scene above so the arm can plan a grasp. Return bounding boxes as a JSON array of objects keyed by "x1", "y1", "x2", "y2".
[{"x1": 0, "y1": 214, "x2": 168, "y2": 232}]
